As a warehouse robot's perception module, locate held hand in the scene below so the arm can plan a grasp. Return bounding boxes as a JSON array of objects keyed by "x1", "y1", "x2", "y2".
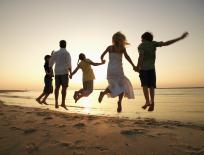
[
  {"x1": 133, "y1": 66, "x2": 140, "y2": 73},
  {"x1": 69, "y1": 74, "x2": 72, "y2": 79},
  {"x1": 180, "y1": 32, "x2": 189, "y2": 39},
  {"x1": 102, "y1": 59, "x2": 106, "y2": 64}
]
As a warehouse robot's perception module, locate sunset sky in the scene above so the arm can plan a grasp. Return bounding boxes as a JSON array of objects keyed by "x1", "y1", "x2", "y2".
[{"x1": 0, "y1": 0, "x2": 204, "y2": 90}]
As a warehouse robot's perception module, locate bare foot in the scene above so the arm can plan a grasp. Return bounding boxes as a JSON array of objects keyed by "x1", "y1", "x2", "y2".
[
  {"x1": 42, "y1": 101, "x2": 48, "y2": 105},
  {"x1": 75, "y1": 97, "x2": 79, "y2": 103},
  {"x1": 36, "y1": 98, "x2": 42, "y2": 104},
  {"x1": 73, "y1": 91, "x2": 77, "y2": 100},
  {"x1": 142, "y1": 102, "x2": 150, "y2": 110},
  {"x1": 148, "y1": 102, "x2": 154, "y2": 112},
  {"x1": 55, "y1": 103, "x2": 59, "y2": 109},
  {"x1": 98, "y1": 91, "x2": 104, "y2": 103},
  {"x1": 61, "y1": 104, "x2": 68, "y2": 110},
  {"x1": 117, "y1": 102, "x2": 122, "y2": 113}
]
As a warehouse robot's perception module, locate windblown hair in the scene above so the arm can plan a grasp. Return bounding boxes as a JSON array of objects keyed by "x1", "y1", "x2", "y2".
[{"x1": 112, "y1": 32, "x2": 129, "y2": 47}]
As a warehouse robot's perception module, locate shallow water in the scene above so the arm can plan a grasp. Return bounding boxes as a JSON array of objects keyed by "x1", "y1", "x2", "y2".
[{"x1": 0, "y1": 88, "x2": 204, "y2": 124}]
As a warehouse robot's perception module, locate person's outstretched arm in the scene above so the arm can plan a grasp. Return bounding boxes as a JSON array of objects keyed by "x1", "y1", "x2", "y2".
[
  {"x1": 70, "y1": 66, "x2": 79, "y2": 79},
  {"x1": 159, "y1": 32, "x2": 189, "y2": 47},
  {"x1": 101, "y1": 46, "x2": 110, "y2": 61},
  {"x1": 123, "y1": 48, "x2": 136, "y2": 69},
  {"x1": 89, "y1": 60, "x2": 105, "y2": 66}
]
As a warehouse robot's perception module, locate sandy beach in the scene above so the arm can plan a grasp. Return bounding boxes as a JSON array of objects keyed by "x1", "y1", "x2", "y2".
[{"x1": 0, "y1": 91, "x2": 204, "y2": 155}]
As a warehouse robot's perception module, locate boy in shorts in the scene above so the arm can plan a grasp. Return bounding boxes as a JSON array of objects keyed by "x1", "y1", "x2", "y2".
[{"x1": 134, "y1": 32, "x2": 189, "y2": 111}]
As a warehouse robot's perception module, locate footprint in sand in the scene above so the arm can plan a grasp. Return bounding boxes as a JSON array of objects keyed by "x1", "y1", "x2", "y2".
[
  {"x1": 10, "y1": 126, "x2": 21, "y2": 131},
  {"x1": 87, "y1": 115, "x2": 97, "y2": 121},
  {"x1": 42, "y1": 132, "x2": 50, "y2": 137},
  {"x1": 59, "y1": 141, "x2": 72, "y2": 147},
  {"x1": 58, "y1": 141, "x2": 86, "y2": 155},
  {"x1": 57, "y1": 124, "x2": 66, "y2": 128},
  {"x1": 73, "y1": 123, "x2": 86, "y2": 129},
  {"x1": 120, "y1": 128, "x2": 147, "y2": 136},
  {"x1": 73, "y1": 151, "x2": 84, "y2": 155},
  {"x1": 74, "y1": 140, "x2": 85, "y2": 145},
  {"x1": 95, "y1": 146, "x2": 109, "y2": 152},
  {"x1": 36, "y1": 111, "x2": 50, "y2": 117},
  {"x1": 170, "y1": 144, "x2": 203, "y2": 155},
  {"x1": 43, "y1": 116, "x2": 53, "y2": 120},
  {"x1": 25, "y1": 111, "x2": 33, "y2": 114},
  {"x1": 23, "y1": 128, "x2": 37, "y2": 134},
  {"x1": 94, "y1": 122, "x2": 100, "y2": 125},
  {"x1": 24, "y1": 120, "x2": 37, "y2": 124},
  {"x1": 25, "y1": 142, "x2": 39, "y2": 153}
]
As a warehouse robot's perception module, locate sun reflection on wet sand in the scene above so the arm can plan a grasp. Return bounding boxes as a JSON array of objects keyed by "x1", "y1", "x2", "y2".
[{"x1": 79, "y1": 97, "x2": 93, "y2": 114}]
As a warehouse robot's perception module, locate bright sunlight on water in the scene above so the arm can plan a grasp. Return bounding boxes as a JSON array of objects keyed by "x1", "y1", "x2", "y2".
[{"x1": 0, "y1": 88, "x2": 204, "y2": 125}]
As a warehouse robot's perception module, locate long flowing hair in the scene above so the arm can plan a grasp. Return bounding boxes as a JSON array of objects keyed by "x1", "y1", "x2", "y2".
[{"x1": 112, "y1": 32, "x2": 130, "y2": 48}]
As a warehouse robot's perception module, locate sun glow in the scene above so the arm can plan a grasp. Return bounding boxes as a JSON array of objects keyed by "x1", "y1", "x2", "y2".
[{"x1": 79, "y1": 97, "x2": 93, "y2": 114}]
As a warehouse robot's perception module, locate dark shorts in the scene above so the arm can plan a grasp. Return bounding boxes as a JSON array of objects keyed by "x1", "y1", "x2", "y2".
[
  {"x1": 83, "y1": 80, "x2": 93, "y2": 93},
  {"x1": 139, "y1": 69, "x2": 156, "y2": 88},
  {"x1": 55, "y1": 74, "x2": 69, "y2": 87},
  {"x1": 43, "y1": 77, "x2": 53, "y2": 94}
]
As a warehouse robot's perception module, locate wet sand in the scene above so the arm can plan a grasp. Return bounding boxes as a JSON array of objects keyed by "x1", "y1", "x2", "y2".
[{"x1": 0, "y1": 97, "x2": 204, "y2": 155}]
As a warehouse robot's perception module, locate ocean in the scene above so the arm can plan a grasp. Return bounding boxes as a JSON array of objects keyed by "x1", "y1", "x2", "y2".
[{"x1": 0, "y1": 88, "x2": 204, "y2": 125}]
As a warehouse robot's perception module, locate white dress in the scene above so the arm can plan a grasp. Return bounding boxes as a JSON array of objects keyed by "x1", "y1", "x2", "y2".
[{"x1": 107, "y1": 52, "x2": 135, "y2": 99}]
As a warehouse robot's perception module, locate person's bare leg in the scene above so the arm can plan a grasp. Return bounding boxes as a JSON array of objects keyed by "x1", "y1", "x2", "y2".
[
  {"x1": 98, "y1": 88, "x2": 110, "y2": 103},
  {"x1": 61, "y1": 86, "x2": 68, "y2": 110},
  {"x1": 148, "y1": 87, "x2": 155, "y2": 111},
  {"x1": 74, "y1": 91, "x2": 81, "y2": 103},
  {"x1": 74, "y1": 89, "x2": 83, "y2": 100},
  {"x1": 55, "y1": 86, "x2": 60, "y2": 108},
  {"x1": 75, "y1": 91, "x2": 85, "y2": 103},
  {"x1": 36, "y1": 92, "x2": 45, "y2": 104},
  {"x1": 142, "y1": 86, "x2": 150, "y2": 109},
  {"x1": 41, "y1": 94, "x2": 49, "y2": 105},
  {"x1": 75, "y1": 90, "x2": 91, "y2": 103},
  {"x1": 117, "y1": 92, "x2": 124, "y2": 113}
]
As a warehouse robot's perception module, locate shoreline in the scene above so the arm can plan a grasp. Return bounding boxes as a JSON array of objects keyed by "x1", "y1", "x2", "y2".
[
  {"x1": 0, "y1": 90, "x2": 29, "y2": 93},
  {"x1": 0, "y1": 100, "x2": 204, "y2": 155},
  {"x1": 1, "y1": 89, "x2": 204, "y2": 126},
  {"x1": 1, "y1": 86, "x2": 204, "y2": 93}
]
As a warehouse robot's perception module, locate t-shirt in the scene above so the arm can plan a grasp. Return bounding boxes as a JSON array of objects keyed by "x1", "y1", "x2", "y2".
[
  {"x1": 49, "y1": 48, "x2": 72, "y2": 75},
  {"x1": 78, "y1": 59, "x2": 95, "y2": 81},
  {"x1": 138, "y1": 41, "x2": 162, "y2": 70}
]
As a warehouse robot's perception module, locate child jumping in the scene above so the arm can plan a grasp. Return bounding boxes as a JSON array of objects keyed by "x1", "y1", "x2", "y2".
[
  {"x1": 70, "y1": 53, "x2": 105, "y2": 103},
  {"x1": 36, "y1": 54, "x2": 54, "y2": 104},
  {"x1": 134, "y1": 32, "x2": 189, "y2": 111}
]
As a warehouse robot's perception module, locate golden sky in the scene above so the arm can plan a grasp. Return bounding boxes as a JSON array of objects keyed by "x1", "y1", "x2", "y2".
[{"x1": 0, "y1": 0, "x2": 204, "y2": 90}]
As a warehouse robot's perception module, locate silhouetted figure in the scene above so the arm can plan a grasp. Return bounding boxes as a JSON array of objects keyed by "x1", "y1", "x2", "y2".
[
  {"x1": 70, "y1": 53, "x2": 105, "y2": 103},
  {"x1": 36, "y1": 54, "x2": 53, "y2": 104},
  {"x1": 134, "y1": 32, "x2": 189, "y2": 112},
  {"x1": 49, "y1": 40, "x2": 72, "y2": 110},
  {"x1": 98, "y1": 32, "x2": 135, "y2": 113}
]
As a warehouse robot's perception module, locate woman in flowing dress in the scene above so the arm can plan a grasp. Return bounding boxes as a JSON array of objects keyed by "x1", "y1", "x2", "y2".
[{"x1": 98, "y1": 32, "x2": 136, "y2": 112}]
